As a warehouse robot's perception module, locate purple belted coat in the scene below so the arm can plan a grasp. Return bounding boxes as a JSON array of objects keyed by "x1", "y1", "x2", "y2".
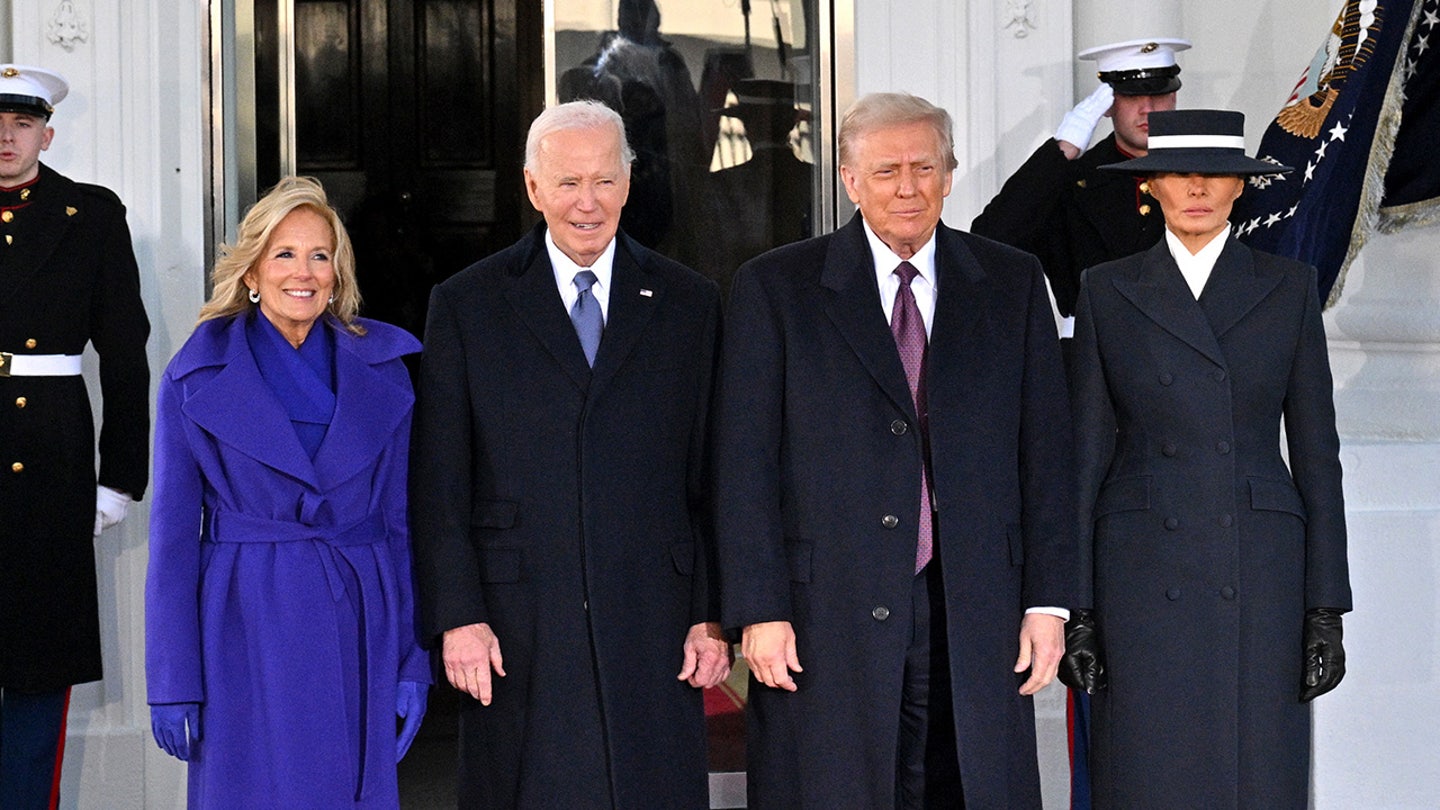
[{"x1": 145, "y1": 314, "x2": 428, "y2": 809}]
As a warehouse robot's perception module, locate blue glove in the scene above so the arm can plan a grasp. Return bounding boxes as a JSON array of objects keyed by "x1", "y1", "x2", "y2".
[
  {"x1": 151, "y1": 702, "x2": 202, "y2": 761},
  {"x1": 396, "y1": 681, "x2": 429, "y2": 761}
]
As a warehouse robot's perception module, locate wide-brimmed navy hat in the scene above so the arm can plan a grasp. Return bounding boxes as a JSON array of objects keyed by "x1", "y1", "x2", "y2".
[{"x1": 1100, "y1": 109, "x2": 1292, "y2": 176}]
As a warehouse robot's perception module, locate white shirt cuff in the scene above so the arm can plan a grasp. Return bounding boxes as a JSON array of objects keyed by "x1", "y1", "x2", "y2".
[{"x1": 1025, "y1": 606, "x2": 1070, "y2": 621}]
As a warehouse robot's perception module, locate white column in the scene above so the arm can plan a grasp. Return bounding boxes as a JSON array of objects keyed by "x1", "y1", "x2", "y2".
[{"x1": 8, "y1": 1, "x2": 207, "y2": 807}]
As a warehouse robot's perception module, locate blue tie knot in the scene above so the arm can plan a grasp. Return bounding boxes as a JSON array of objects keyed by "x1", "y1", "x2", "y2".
[{"x1": 574, "y1": 270, "x2": 598, "y2": 294}]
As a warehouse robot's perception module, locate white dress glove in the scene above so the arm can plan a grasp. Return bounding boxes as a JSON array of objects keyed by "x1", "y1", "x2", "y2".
[
  {"x1": 1054, "y1": 83, "x2": 1115, "y2": 150},
  {"x1": 94, "y1": 485, "x2": 132, "y2": 537}
]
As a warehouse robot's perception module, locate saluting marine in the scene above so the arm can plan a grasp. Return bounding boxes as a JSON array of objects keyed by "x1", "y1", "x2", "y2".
[{"x1": 0, "y1": 64, "x2": 149, "y2": 809}]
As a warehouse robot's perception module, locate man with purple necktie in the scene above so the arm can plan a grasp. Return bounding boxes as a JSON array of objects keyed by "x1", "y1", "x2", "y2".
[{"x1": 716, "y1": 92, "x2": 1076, "y2": 809}]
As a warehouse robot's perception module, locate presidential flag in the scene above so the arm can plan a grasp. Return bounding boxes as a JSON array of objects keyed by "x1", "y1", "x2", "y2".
[
  {"x1": 1235, "y1": 0, "x2": 1433, "y2": 307},
  {"x1": 1380, "y1": 0, "x2": 1440, "y2": 228}
]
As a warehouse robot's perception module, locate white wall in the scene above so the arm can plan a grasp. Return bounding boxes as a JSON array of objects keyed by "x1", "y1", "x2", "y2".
[{"x1": 8, "y1": 0, "x2": 207, "y2": 807}]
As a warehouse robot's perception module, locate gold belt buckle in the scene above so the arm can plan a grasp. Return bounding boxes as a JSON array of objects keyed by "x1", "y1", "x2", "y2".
[{"x1": 0, "y1": 352, "x2": 11, "y2": 378}]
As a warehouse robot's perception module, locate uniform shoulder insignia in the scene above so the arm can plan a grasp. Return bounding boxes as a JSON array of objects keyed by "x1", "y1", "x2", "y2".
[{"x1": 66, "y1": 206, "x2": 77, "y2": 216}]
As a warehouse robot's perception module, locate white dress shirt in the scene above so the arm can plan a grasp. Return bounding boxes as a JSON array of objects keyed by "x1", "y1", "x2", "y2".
[
  {"x1": 546, "y1": 230, "x2": 617, "y2": 322},
  {"x1": 1165, "y1": 224, "x2": 1232, "y2": 300},
  {"x1": 859, "y1": 218, "x2": 1068, "y2": 622}
]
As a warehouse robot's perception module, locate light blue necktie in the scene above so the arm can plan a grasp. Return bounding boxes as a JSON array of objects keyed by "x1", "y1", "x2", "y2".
[{"x1": 571, "y1": 270, "x2": 603, "y2": 366}]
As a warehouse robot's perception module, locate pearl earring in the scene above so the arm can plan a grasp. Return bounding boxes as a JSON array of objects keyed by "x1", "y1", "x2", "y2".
[{"x1": 248, "y1": 288, "x2": 260, "y2": 304}]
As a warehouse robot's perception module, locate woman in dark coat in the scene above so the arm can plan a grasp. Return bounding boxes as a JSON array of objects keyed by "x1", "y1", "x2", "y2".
[
  {"x1": 145, "y1": 177, "x2": 429, "y2": 809},
  {"x1": 1062, "y1": 110, "x2": 1352, "y2": 809}
]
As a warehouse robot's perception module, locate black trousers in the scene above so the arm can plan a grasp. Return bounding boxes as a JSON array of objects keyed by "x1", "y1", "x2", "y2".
[
  {"x1": 896, "y1": 562, "x2": 964, "y2": 809},
  {"x1": 0, "y1": 686, "x2": 70, "y2": 810}
]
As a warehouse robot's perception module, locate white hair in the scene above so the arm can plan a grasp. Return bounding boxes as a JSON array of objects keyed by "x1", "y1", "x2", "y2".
[{"x1": 524, "y1": 100, "x2": 635, "y2": 175}]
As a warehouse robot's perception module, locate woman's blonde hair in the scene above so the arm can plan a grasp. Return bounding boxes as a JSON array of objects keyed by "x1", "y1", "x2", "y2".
[{"x1": 197, "y1": 176, "x2": 364, "y2": 334}]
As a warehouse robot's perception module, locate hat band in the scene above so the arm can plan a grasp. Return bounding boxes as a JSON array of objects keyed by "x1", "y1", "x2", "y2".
[{"x1": 1148, "y1": 134, "x2": 1246, "y2": 151}]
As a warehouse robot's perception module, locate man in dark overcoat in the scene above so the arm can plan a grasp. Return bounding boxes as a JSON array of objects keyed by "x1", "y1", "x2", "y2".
[
  {"x1": 1066, "y1": 109, "x2": 1351, "y2": 808},
  {"x1": 410, "y1": 100, "x2": 731, "y2": 809},
  {"x1": 973, "y1": 38, "x2": 1190, "y2": 325},
  {"x1": 0, "y1": 65, "x2": 149, "y2": 808},
  {"x1": 716, "y1": 92, "x2": 1075, "y2": 809}
]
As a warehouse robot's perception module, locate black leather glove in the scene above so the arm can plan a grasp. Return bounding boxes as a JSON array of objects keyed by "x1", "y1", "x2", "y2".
[
  {"x1": 1058, "y1": 609, "x2": 1106, "y2": 694},
  {"x1": 1300, "y1": 608, "x2": 1346, "y2": 702}
]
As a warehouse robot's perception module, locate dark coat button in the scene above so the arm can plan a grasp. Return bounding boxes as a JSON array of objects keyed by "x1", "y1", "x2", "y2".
[
  {"x1": 882, "y1": 514, "x2": 899, "y2": 529},
  {"x1": 1219, "y1": 514, "x2": 1234, "y2": 528},
  {"x1": 1166, "y1": 588, "x2": 1181, "y2": 601},
  {"x1": 1164, "y1": 517, "x2": 1179, "y2": 531},
  {"x1": 1213, "y1": 369, "x2": 1228, "y2": 382},
  {"x1": 890, "y1": 419, "x2": 908, "y2": 436},
  {"x1": 1216, "y1": 440, "x2": 1231, "y2": 454},
  {"x1": 872, "y1": 605, "x2": 891, "y2": 621},
  {"x1": 1162, "y1": 442, "x2": 1177, "y2": 457},
  {"x1": 1221, "y1": 586, "x2": 1237, "y2": 600},
  {"x1": 1159, "y1": 372, "x2": 1174, "y2": 386}
]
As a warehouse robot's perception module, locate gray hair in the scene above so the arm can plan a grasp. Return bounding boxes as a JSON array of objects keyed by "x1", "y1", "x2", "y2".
[
  {"x1": 838, "y1": 92, "x2": 958, "y2": 171},
  {"x1": 524, "y1": 100, "x2": 635, "y2": 175}
]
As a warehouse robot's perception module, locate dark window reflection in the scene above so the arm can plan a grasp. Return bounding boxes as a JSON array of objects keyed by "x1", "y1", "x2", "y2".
[{"x1": 556, "y1": 0, "x2": 816, "y2": 300}]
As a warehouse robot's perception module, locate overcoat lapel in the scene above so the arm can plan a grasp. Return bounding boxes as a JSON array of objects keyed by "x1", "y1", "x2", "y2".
[
  {"x1": 503, "y1": 228, "x2": 593, "y2": 392},
  {"x1": 311, "y1": 325, "x2": 412, "y2": 491},
  {"x1": 181, "y1": 317, "x2": 320, "y2": 488},
  {"x1": 821, "y1": 215, "x2": 916, "y2": 422},
  {"x1": 926, "y1": 226, "x2": 990, "y2": 413},
  {"x1": 1112, "y1": 241, "x2": 1227, "y2": 367},
  {"x1": 1197, "y1": 238, "x2": 1283, "y2": 339},
  {"x1": 588, "y1": 233, "x2": 661, "y2": 402}
]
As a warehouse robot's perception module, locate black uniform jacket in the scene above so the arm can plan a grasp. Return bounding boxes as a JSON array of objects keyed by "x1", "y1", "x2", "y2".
[
  {"x1": 0, "y1": 163, "x2": 149, "y2": 690},
  {"x1": 973, "y1": 134, "x2": 1164, "y2": 317}
]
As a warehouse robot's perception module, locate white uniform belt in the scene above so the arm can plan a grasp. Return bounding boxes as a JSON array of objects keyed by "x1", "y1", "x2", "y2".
[{"x1": 0, "y1": 352, "x2": 84, "y2": 377}]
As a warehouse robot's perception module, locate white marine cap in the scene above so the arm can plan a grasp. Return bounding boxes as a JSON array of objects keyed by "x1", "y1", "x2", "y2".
[
  {"x1": 0, "y1": 64, "x2": 69, "y2": 119},
  {"x1": 1077, "y1": 38, "x2": 1192, "y2": 96}
]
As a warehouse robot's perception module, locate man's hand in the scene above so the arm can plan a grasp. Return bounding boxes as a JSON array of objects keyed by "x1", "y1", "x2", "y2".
[
  {"x1": 1014, "y1": 613, "x2": 1065, "y2": 696},
  {"x1": 443, "y1": 622, "x2": 506, "y2": 705},
  {"x1": 1055, "y1": 83, "x2": 1116, "y2": 158},
  {"x1": 742, "y1": 620, "x2": 802, "y2": 692},
  {"x1": 678, "y1": 621, "x2": 734, "y2": 688}
]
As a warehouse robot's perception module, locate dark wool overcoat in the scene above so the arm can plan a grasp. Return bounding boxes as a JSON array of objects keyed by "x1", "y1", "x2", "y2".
[
  {"x1": 410, "y1": 225, "x2": 722, "y2": 809},
  {"x1": 1071, "y1": 237, "x2": 1351, "y2": 809},
  {"x1": 715, "y1": 214, "x2": 1075, "y2": 810},
  {"x1": 0, "y1": 163, "x2": 149, "y2": 690}
]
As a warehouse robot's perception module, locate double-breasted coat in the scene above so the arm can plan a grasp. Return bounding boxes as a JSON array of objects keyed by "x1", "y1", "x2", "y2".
[
  {"x1": 0, "y1": 163, "x2": 149, "y2": 690},
  {"x1": 146, "y1": 314, "x2": 429, "y2": 809},
  {"x1": 410, "y1": 225, "x2": 722, "y2": 809},
  {"x1": 972, "y1": 135, "x2": 1165, "y2": 318},
  {"x1": 715, "y1": 215, "x2": 1075, "y2": 809},
  {"x1": 1071, "y1": 238, "x2": 1351, "y2": 808}
]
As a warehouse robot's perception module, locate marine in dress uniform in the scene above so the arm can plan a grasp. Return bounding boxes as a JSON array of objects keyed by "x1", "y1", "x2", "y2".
[
  {"x1": 0, "y1": 65, "x2": 149, "y2": 810},
  {"x1": 972, "y1": 38, "x2": 1190, "y2": 325}
]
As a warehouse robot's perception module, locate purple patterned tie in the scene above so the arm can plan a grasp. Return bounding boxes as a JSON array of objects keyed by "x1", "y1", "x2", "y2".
[{"x1": 891, "y1": 261, "x2": 933, "y2": 573}]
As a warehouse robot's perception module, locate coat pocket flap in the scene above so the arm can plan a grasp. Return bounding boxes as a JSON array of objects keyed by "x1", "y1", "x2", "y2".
[
  {"x1": 1094, "y1": 476, "x2": 1151, "y2": 517},
  {"x1": 786, "y1": 539, "x2": 813, "y2": 584},
  {"x1": 478, "y1": 547, "x2": 521, "y2": 583},
  {"x1": 470, "y1": 499, "x2": 518, "y2": 529},
  {"x1": 670, "y1": 542, "x2": 695, "y2": 575},
  {"x1": 1249, "y1": 478, "x2": 1307, "y2": 520}
]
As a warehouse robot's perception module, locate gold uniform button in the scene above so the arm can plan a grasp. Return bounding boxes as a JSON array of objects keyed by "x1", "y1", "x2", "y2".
[
  {"x1": 1139, "y1": 204, "x2": 1153, "y2": 216},
  {"x1": 11, "y1": 462, "x2": 24, "y2": 473},
  {"x1": 15, "y1": 397, "x2": 26, "y2": 408},
  {"x1": 1139, "y1": 181, "x2": 1151, "y2": 194},
  {"x1": 1, "y1": 211, "x2": 13, "y2": 222},
  {"x1": 25, "y1": 338, "x2": 36, "y2": 349}
]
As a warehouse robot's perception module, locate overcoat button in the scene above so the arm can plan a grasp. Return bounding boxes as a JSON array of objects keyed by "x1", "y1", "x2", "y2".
[
  {"x1": 1213, "y1": 369, "x2": 1227, "y2": 382},
  {"x1": 1219, "y1": 514, "x2": 1234, "y2": 528},
  {"x1": 872, "y1": 606, "x2": 891, "y2": 621},
  {"x1": 1166, "y1": 588, "x2": 1181, "y2": 601},
  {"x1": 1158, "y1": 373, "x2": 1174, "y2": 385},
  {"x1": 1221, "y1": 586, "x2": 1237, "y2": 600},
  {"x1": 1162, "y1": 443, "x2": 1177, "y2": 457},
  {"x1": 882, "y1": 514, "x2": 899, "y2": 529},
  {"x1": 1164, "y1": 517, "x2": 1179, "y2": 531},
  {"x1": 890, "y1": 419, "x2": 908, "y2": 436},
  {"x1": 1216, "y1": 441, "x2": 1231, "y2": 454},
  {"x1": 11, "y1": 462, "x2": 23, "y2": 473},
  {"x1": 15, "y1": 397, "x2": 26, "y2": 408},
  {"x1": 25, "y1": 338, "x2": 37, "y2": 349}
]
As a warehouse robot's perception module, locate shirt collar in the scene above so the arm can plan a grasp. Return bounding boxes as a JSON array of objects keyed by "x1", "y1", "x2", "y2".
[
  {"x1": 862, "y1": 218, "x2": 938, "y2": 291},
  {"x1": 545, "y1": 229, "x2": 617, "y2": 290},
  {"x1": 1165, "y1": 224, "x2": 1232, "y2": 298}
]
